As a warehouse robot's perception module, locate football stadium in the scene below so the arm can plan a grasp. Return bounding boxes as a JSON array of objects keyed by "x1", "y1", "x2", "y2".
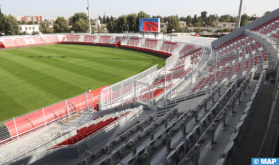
[{"x1": 0, "y1": 3, "x2": 279, "y2": 165}]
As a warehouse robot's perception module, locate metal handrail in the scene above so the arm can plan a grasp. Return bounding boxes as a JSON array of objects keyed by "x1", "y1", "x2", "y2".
[{"x1": 0, "y1": 127, "x2": 74, "y2": 165}]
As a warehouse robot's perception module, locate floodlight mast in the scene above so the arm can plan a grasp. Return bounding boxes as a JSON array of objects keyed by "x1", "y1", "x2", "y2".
[
  {"x1": 236, "y1": 0, "x2": 243, "y2": 29},
  {"x1": 87, "y1": 0, "x2": 91, "y2": 34}
]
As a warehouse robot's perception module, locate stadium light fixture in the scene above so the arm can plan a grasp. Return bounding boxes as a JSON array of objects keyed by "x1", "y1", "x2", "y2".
[{"x1": 87, "y1": 0, "x2": 91, "y2": 34}]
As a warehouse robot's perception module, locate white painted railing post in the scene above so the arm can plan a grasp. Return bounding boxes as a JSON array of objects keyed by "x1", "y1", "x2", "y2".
[
  {"x1": 164, "y1": 65, "x2": 166, "y2": 100},
  {"x1": 148, "y1": 84, "x2": 151, "y2": 107},
  {"x1": 66, "y1": 99, "x2": 69, "y2": 118},
  {"x1": 170, "y1": 70, "x2": 173, "y2": 100},
  {"x1": 106, "y1": 88, "x2": 108, "y2": 108},
  {"x1": 92, "y1": 93, "x2": 94, "y2": 110},
  {"x1": 121, "y1": 81, "x2": 123, "y2": 107},
  {"x1": 43, "y1": 108, "x2": 47, "y2": 128},
  {"x1": 86, "y1": 92, "x2": 88, "y2": 110},
  {"x1": 110, "y1": 88, "x2": 112, "y2": 110},
  {"x1": 134, "y1": 78, "x2": 137, "y2": 101},
  {"x1": 13, "y1": 118, "x2": 19, "y2": 140}
]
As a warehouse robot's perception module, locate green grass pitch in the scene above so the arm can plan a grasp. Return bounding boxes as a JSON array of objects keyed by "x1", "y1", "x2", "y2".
[{"x1": 0, "y1": 44, "x2": 165, "y2": 122}]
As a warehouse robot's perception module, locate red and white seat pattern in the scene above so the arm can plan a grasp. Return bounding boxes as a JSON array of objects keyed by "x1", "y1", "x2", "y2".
[
  {"x1": 143, "y1": 39, "x2": 158, "y2": 49},
  {"x1": 42, "y1": 35, "x2": 60, "y2": 43},
  {"x1": 63, "y1": 35, "x2": 81, "y2": 43},
  {"x1": 84, "y1": 35, "x2": 97, "y2": 43},
  {"x1": 160, "y1": 41, "x2": 179, "y2": 53},
  {"x1": 251, "y1": 17, "x2": 279, "y2": 36},
  {"x1": 179, "y1": 45, "x2": 196, "y2": 56},
  {"x1": 127, "y1": 38, "x2": 140, "y2": 47},
  {"x1": 99, "y1": 36, "x2": 112, "y2": 43}
]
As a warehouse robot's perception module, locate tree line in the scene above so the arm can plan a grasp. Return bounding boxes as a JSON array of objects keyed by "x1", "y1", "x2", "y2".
[
  {"x1": 0, "y1": 10, "x2": 92, "y2": 35},
  {"x1": 105, "y1": 11, "x2": 260, "y2": 33},
  {"x1": 0, "y1": 9, "x2": 270, "y2": 35}
]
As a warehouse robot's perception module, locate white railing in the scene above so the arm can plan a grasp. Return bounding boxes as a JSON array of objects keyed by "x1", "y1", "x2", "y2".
[
  {"x1": 0, "y1": 92, "x2": 93, "y2": 148},
  {"x1": 99, "y1": 65, "x2": 158, "y2": 111},
  {"x1": 0, "y1": 127, "x2": 74, "y2": 165}
]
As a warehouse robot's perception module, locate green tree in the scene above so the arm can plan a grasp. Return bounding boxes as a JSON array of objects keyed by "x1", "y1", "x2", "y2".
[
  {"x1": 70, "y1": 12, "x2": 88, "y2": 25},
  {"x1": 32, "y1": 31, "x2": 39, "y2": 35},
  {"x1": 103, "y1": 15, "x2": 106, "y2": 24},
  {"x1": 107, "y1": 20, "x2": 117, "y2": 33},
  {"x1": 20, "y1": 31, "x2": 28, "y2": 35},
  {"x1": 53, "y1": 17, "x2": 69, "y2": 33},
  {"x1": 39, "y1": 22, "x2": 49, "y2": 33},
  {"x1": 194, "y1": 22, "x2": 201, "y2": 27},
  {"x1": 197, "y1": 16, "x2": 203, "y2": 26},
  {"x1": 138, "y1": 11, "x2": 150, "y2": 19},
  {"x1": 204, "y1": 17, "x2": 212, "y2": 25},
  {"x1": 0, "y1": 15, "x2": 20, "y2": 35},
  {"x1": 110, "y1": 16, "x2": 114, "y2": 22},
  {"x1": 127, "y1": 13, "x2": 137, "y2": 32},
  {"x1": 137, "y1": 11, "x2": 150, "y2": 32},
  {"x1": 186, "y1": 15, "x2": 192, "y2": 25},
  {"x1": 117, "y1": 15, "x2": 129, "y2": 32},
  {"x1": 240, "y1": 14, "x2": 249, "y2": 27},
  {"x1": 223, "y1": 28, "x2": 230, "y2": 32},
  {"x1": 164, "y1": 17, "x2": 167, "y2": 23},
  {"x1": 216, "y1": 29, "x2": 223, "y2": 32},
  {"x1": 219, "y1": 14, "x2": 231, "y2": 22},
  {"x1": 98, "y1": 15, "x2": 102, "y2": 23},
  {"x1": 106, "y1": 16, "x2": 110, "y2": 23},
  {"x1": 265, "y1": 11, "x2": 270, "y2": 15},
  {"x1": 72, "y1": 18, "x2": 89, "y2": 33},
  {"x1": 188, "y1": 23, "x2": 193, "y2": 27},
  {"x1": 166, "y1": 16, "x2": 179, "y2": 33},
  {"x1": 201, "y1": 11, "x2": 207, "y2": 22},
  {"x1": 193, "y1": 14, "x2": 198, "y2": 24},
  {"x1": 180, "y1": 17, "x2": 185, "y2": 21},
  {"x1": 0, "y1": 8, "x2": 4, "y2": 32},
  {"x1": 231, "y1": 17, "x2": 237, "y2": 22},
  {"x1": 0, "y1": 9, "x2": 3, "y2": 18},
  {"x1": 195, "y1": 28, "x2": 201, "y2": 33},
  {"x1": 70, "y1": 13, "x2": 89, "y2": 33},
  {"x1": 152, "y1": 15, "x2": 164, "y2": 23}
]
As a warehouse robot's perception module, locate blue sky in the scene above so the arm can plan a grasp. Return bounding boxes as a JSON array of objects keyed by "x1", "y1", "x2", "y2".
[{"x1": 1, "y1": 0, "x2": 278, "y2": 19}]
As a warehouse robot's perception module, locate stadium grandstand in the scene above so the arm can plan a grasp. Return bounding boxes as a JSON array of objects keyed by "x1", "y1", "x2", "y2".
[{"x1": 0, "y1": 7, "x2": 278, "y2": 165}]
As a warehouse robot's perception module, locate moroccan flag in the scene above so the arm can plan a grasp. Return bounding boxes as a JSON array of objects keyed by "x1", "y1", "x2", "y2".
[{"x1": 140, "y1": 18, "x2": 160, "y2": 32}]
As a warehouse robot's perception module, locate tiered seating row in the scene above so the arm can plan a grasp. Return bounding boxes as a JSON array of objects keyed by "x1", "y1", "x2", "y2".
[
  {"x1": 252, "y1": 17, "x2": 279, "y2": 35},
  {"x1": 43, "y1": 35, "x2": 60, "y2": 43},
  {"x1": 2, "y1": 91, "x2": 98, "y2": 146},
  {"x1": 99, "y1": 36, "x2": 112, "y2": 43},
  {"x1": 179, "y1": 44, "x2": 196, "y2": 56},
  {"x1": 63, "y1": 35, "x2": 81, "y2": 43},
  {"x1": 176, "y1": 72, "x2": 253, "y2": 165},
  {"x1": 1, "y1": 37, "x2": 47, "y2": 48},
  {"x1": 84, "y1": 35, "x2": 97, "y2": 43},
  {"x1": 2, "y1": 39, "x2": 20, "y2": 48},
  {"x1": 126, "y1": 38, "x2": 140, "y2": 47},
  {"x1": 76, "y1": 74, "x2": 254, "y2": 165},
  {"x1": 216, "y1": 71, "x2": 265, "y2": 165},
  {"x1": 51, "y1": 115, "x2": 125, "y2": 148},
  {"x1": 143, "y1": 39, "x2": 158, "y2": 50},
  {"x1": 160, "y1": 41, "x2": 179, "y2": 53}
]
